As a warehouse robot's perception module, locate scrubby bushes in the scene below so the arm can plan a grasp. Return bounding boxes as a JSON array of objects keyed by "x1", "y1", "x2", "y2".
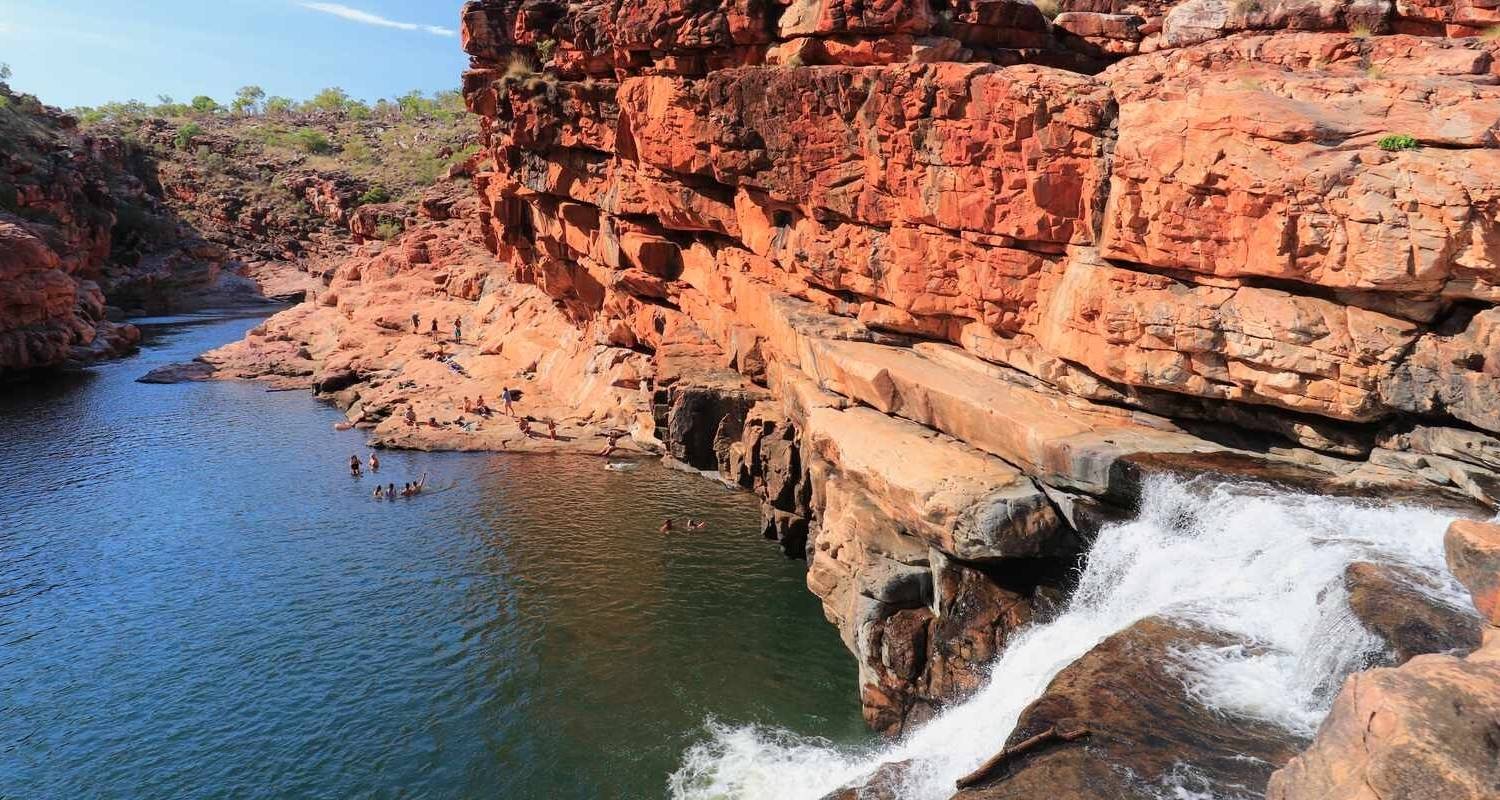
[{"x1": 1378, "y1": 134, "x2": 1419, "y2": 152}]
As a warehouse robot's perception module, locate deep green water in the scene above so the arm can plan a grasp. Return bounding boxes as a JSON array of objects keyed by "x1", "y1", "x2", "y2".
[{"x1": 0, "y1": 312, "x2": 865, "y2": 799}]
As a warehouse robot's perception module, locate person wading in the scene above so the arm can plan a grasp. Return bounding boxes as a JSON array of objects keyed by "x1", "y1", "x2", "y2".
[{"x1": 349, "y1": 455, "x2": 363, "y2": 477}]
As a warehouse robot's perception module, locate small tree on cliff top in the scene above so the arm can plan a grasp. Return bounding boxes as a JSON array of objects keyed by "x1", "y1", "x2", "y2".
[
  {"x1": 190, "y1": 95, "x2": 222, "y2": 114},
  {"x1": 0, "y1": 63, "x2": 11, "y2": 82},
  {"x1": 232, "y1": 85, "x2": 266, "y2": 115}
]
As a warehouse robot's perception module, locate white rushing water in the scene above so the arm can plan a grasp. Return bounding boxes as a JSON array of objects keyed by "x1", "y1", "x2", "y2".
[{"x1": 670, "y1": 477, "x2": 1474, "y2": 800}]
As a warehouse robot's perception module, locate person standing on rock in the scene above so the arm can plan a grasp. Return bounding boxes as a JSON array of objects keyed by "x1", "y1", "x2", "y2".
[
  {"x1": 453, "y1": 318, "x2": 462, "y2": 341},
  {"x1": 349, "y1": 455, "x2": 362, "y2": 477},
  {"x1": 430, "y1": 318, "x2": 438, "y2": 335},
  {"x1": 411, "y1": 313, "x2": 420, "y2": 333},
  {"x1": 501, "y1": 388, "x2": 514, "y2": 416}
]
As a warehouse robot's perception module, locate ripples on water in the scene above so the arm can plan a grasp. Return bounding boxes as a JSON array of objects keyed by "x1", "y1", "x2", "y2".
[{"x1": 0, "y1": 312, "x2": 865, "y2": 799}]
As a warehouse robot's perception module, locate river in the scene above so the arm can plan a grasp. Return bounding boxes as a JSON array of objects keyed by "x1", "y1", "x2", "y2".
[{"x1": 0, "y1": 311, "x2": 867, "y2": 799}]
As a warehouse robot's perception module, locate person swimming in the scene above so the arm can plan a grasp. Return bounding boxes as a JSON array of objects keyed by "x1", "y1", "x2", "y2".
[
  {"x1": 349, "y1": 455, "x2": 362, "y2": 477},
  {"x1": 401, "y1": 482, "x2": 415, "y2": 498},
  {"x1": 373, "y1": 485, "x2": 386, "y2": 500},
  {"x1": 387, "y1": 482, "x2": 396, "y2": 501},
  {"x1": 659, "y1": 518, "x2": 675, "y2": 534},
  {"x1": 413, "y1": 474, "x2": 427, "y2": 494},
  {"x1": 687, "y1": 519, "x2": 708, "y2": 531},
  {"x1": 368, "y1": 453, "x2": 380, "y2": 473}
]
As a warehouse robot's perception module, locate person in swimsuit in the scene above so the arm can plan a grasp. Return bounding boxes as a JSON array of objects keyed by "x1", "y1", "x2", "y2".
[
  {"x1": 688, "y1": 519, "x2": 708, "y2": 531},
  {"x1": 373, "y1": 485, "x2": 385, "y2": 500},
  {"x1": 369, "y1": 453, "x2": 380, "y2": 473},
  {"x1": 453, "y1": 319, "x2": 462, "y2": 341},
  {"x1": 349, "y1": 455, "x2": 363, "y2": 477},
  {"x1": 501, "y1": 388, "x2": 514, "y2": 416},
  {"x1": 387, "y1": 482, "x2": 396, "y2": 500},
  {"x1": 659, "y1": 518, "x2": 675, "y2": 534}
]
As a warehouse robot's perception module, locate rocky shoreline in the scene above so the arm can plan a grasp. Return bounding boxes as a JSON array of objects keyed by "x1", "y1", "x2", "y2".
[{"x1": 12, "y1": 0, "x2": 1500, "y2": 796}]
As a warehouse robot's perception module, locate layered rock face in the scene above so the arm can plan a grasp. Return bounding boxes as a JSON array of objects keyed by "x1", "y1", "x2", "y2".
[
  {"x1": 457, "y1": 0, "x2": 1500, "y2": 746},
  {"x1": 0, "y1": 104, "x2": 142, "y2": 373}
]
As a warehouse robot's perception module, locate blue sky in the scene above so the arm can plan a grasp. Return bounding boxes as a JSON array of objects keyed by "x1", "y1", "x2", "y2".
[{"x1": 0, "y1": 0, "x2": 470, "y2": 108}]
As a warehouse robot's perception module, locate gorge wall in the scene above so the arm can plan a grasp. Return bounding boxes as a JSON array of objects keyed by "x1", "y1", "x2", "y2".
[
  {"x1": 156, "y1": 2, "x2": 1500, "y2": 796},
  {"x1": 439, "y1": 0, "x2": 1500, "y2": 795}
]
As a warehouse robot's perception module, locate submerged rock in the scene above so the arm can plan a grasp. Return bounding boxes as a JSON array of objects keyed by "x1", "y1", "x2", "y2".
[{"x1": 136, "y1": 361, "x2": 217, "y2": 384}]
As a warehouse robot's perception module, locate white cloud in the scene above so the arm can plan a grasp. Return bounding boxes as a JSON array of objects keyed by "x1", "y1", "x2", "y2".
[{"x1": 299, "y1": 3, "x2": 456, "y2": 37}]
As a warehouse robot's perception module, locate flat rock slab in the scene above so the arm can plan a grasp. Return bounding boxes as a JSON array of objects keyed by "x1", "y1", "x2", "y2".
[{"x1": 136, "y1": 361, "x2": 217, "y2": 384}]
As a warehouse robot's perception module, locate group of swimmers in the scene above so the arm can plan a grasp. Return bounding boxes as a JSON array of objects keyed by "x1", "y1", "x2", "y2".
[
  {"x1": 349, "y1": 452, "x2": 428, "y2": 500},
  {"x1": 373, "y1": 474, "x2": 427, "y2": 500},
  {"x1": 659, "y1": 518, "x2": 710, "y2": 534}
]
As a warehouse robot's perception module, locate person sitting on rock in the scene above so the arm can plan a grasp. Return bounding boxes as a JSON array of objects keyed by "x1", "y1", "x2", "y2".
[
  {"x1": 369, "y1": 453, "x2": 380, "y2": 473},
  {"x1": 476, "y1": 395, "x2": 490, "y2": 416},
  {"x1": 349, "y1": 455, "x2": 363, "y2": 477},
  {"x1": 463, "y1": 396, "x2": 474, "y2": 414},
  {"x1": 599, "y1": 432, "x2": 622, "y2": 457},
  {"x1": 659, "y1": 518, "x2": 675, "y2": 534},
  {"x1": 428, "y1": 416, "x2": 440, "y2": 428},
  {"x1": 404, "y1": 407, "x2": 417, "y2": 427}
]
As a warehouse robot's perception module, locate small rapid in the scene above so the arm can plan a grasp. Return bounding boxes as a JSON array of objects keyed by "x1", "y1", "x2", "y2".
[{"x1": 671, "y1": 477, "x2": 1473, "y2": 800}]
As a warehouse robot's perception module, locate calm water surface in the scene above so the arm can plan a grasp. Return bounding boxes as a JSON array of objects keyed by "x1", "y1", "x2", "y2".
[{"x1": 0, "y1": 312, "x2": 865, "y2": 799}]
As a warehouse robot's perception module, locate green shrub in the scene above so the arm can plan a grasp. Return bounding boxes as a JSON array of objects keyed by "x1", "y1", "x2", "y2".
[
  {"x1": 359, "y1": 185, "x2": 391, "y2": 205},
  {"x1": 174, "y1": 122, "x2": 205, "y2": 150},
  {"x1": 374, "y1": 220, "x2": 403, "y2": 241},
  {"x1": 289, "y1": 128, "x2": 333, "y2": 154},
  {"x1": 536, "y1": 37, "x2": 558, "y2": 64},
  {"x1": 1377, "y1": 134, "x2": 1419, "y2": 152},
  {"x1": 190, "y1": 95, "x2": 221, "y2": 114}
]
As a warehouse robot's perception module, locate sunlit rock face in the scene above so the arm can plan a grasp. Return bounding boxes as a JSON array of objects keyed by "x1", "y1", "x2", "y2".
[{"x1": 459, "y1": 0, "x2": 1500, "y2": 741}]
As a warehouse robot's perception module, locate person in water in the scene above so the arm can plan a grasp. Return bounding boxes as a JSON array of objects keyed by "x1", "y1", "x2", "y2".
[
  {"x1": 373, "y1": 485, "x2": 385, "y2": 500},
  {"x1": 659, "y1": 518, "x2": 675, "y2": 534},
  {"x1": 368, "y1": 453, "x2": 380, "y2": 473},
  {"x1": 349, "y1": 455, "x2": 363, "y2": 477},
  {"x1": 387, "y1": 482, "x2": 396, "y2": 500},
  {"x1": 688, "y1": 519, "x2": 708, "y2": 531},
  {"x1": 402, "y1": 483, "x2": 416, "y2": 498},
  {"x1": 414, "y1": 473, "x2": 427, "y2": 494}
]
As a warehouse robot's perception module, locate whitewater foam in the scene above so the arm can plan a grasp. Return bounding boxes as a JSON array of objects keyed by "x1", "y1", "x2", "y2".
[{"x1": 670, "y1": 477, "x2": 1469, "y2": 800}]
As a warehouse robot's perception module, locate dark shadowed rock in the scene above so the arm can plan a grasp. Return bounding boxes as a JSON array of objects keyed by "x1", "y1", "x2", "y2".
[
  {"x1": 953, "y1": 617, "x2": 1302, "y2": 800},
  {"x1": 137, "y1": 360, "x2": 217, "y2": 384},
  {"x1": 1343, "y1": 561, "x2": 1482, "y2": 665}
]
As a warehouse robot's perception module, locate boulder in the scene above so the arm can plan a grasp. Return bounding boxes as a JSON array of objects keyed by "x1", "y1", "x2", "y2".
[{"x1": 1343, "y1": 561, "x2": 1483, "y2": 664}]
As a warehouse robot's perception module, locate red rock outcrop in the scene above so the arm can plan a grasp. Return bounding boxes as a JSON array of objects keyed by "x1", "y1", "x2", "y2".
[
  {"x1": 1265, "y1": 519, "x2": 1500, "y2": 800},
  {"x1": 451, "y1": 0, "x2": 1500, "y2": 737}
]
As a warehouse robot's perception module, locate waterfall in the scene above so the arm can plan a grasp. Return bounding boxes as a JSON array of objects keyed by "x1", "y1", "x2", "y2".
[{"x1": 670, "y1": 477, "x2": 1471, "y2": 800}]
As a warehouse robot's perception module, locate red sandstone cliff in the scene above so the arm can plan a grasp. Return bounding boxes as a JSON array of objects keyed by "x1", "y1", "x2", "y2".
[
  {"x1": 193, "y1": 2, "x2": 1500, "y2": 795},
  {"x1": 451, "y1": 0, "x2": 1500, "y2": 741}
]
